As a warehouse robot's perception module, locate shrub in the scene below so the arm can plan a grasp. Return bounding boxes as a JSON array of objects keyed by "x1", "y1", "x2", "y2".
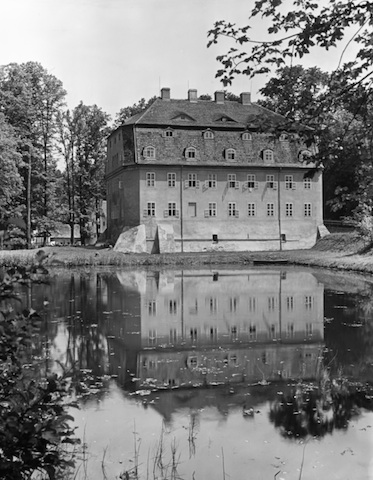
[{"x1": 0, "y1": 254, "x2": 79, "y2": 480}]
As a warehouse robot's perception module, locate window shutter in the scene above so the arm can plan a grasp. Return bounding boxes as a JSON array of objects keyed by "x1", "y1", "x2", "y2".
[
  {"x1": 163, "y1": 210, "x2": 169, "y2": 218},
  {"x1": 273, "y1": 182, "x2": 278, "y2": 190},
  {"x1": 292, "y1": 183, "x2": 297, "y2": 190},
  {"x1": 254, "y1": 181, "x2": 259, "y2": 190},
  {"x1": 143, "y1": 209, "x2": 148, "y2": 217},
  {"x1": 184, "y1": 180, "x2": 189, "y2": 189},
  {"x1": 204, "y1": 210, "x2": 209, "y2": 218},
  {"x1": 235, "y1": 181, "x2": 240, "y2": 189}
]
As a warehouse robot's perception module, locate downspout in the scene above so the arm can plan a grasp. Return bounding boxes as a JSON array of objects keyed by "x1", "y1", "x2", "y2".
[
  {"x1": 277, "y1": 167, "x2": 282, "y2": 251},
  {"x1": 180, "y1": 165, "x2": 184, "y2": 252}
]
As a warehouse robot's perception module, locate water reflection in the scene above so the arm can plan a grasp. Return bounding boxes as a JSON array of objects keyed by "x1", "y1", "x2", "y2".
[
  {"x1": 105, "y1": 269, "x2": 324, "y2": 391},
  {"x1": 23, "y1": 267, "x2": 373, "y2": 479}
]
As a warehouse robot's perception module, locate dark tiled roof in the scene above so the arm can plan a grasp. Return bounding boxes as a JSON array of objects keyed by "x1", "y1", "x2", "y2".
[{"x1": 123, "y1": 97, "x2": 310, "y2": 131}]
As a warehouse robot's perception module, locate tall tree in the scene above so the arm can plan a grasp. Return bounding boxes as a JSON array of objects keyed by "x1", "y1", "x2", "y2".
[
  {"x1": 0, "y1": 114, "x2": 23, "y2": 220},
  {"x1": 56, "y1": 104, "x2": 109, "y2": 245},
  {"x1": 0, "y1": 62, "x2": 66, "y2": 246}
]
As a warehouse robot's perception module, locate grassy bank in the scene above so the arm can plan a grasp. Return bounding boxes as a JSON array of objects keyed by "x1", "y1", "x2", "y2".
[{"x1": 0, "y1": 231, "x2": 373, "y2": 274}]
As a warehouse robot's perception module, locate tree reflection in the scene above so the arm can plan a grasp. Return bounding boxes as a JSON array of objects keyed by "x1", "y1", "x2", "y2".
[{"x1": 269, "y1": 372, "x2": 373, "y2": 438}]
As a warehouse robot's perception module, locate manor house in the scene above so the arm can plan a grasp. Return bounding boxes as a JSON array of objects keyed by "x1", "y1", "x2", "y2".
[{"x1": 106, "y1": 88, "x2": 324, "y2": 253}]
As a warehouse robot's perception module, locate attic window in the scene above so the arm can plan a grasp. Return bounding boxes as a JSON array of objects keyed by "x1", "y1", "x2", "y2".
[
  {"x1": 279, "y1": 133, "x2": 289, "y2": 141},
  {"x1": 242, "y1": 132, "x2": 252, "y2": 140},
  {"x1": 263, "y1": 149, "x2": 274, "y2": 163},
  {"x1": 144, "y1": 146, "x2": 156, "y2": 159},
  {"x1": 299, "y1": 150, "x2": 312, "y2": 162},
  {"x1": 225, "y1": 148, "x2": 236, "y2": 161},
  {"x1": 172, "y1": 113, "x2": 195, "y2": 121},
  {"x1": 218, "y1": 115, "x2": 234, "y2": 122},
  {"x1": 204, "y1": 130, "x2": 214, "y2": 139},
  {"x1": 163, "y1": 129, "x2": 174, "y2": 138},
  {"x1": 185, "y1": 147, "x2": 197, "y2": 159}
]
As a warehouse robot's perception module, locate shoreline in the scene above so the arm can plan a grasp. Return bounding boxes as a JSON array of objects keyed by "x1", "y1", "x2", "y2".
[{"x1": 1, "y1": 232, "x2": 373, "y2": 275}]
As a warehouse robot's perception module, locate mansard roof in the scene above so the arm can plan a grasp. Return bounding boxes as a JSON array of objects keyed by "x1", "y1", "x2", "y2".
[{"x1": 121, "y1": 95, "x2": 312, "y2": 132}]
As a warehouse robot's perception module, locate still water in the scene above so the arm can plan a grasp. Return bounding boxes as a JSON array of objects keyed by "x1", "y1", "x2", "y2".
[{"x1": 27, "y1": 267, "x2": 373, "y2": 480}]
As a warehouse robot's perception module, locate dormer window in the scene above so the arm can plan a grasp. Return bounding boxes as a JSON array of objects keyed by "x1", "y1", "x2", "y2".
[
  {"x1": 225, "y1": 148, "x2": 236, "y2": 161},
  {"x1": 204, "y1": 130, "x2": 214, "y2": 139},
  {"x1": 185, "y1": 147, "x2": 197, "y2": 159},
  {"x1": 279, "y1": 133, "x2": 289, "y2": 141},
  {"x1": 144, "y1": 146, "x2": 156, "y2": 159},
  {"x1": 299, "y1": 150, "x2": 312, "y2": 162},
  {"x1": 262, "y1": 149, "x2": 274, "y2": 163},
  {"x1": 163, "y1": 129, "x2": 174, "y2": 138},
  {"x1": 242, "y1": 132, "x2": 252, "y2": 140}
]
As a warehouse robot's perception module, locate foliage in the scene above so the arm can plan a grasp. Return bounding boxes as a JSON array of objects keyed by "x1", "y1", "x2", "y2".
[
  {"x1": 0, "y1": 253, "x2": 79, "y2": 479},
  {"x1": 207, "y1": 0, "x2": 373, "y2": 92},
  {"x1": 0, "y1": 114, "x2": 23, "y2": 221},
  {"x1": 0, "y1": 62, "x2": 67, "y2": 246},
  {"x1": 270, "y1": 372, "x2": 373, "y2": 439},
  {"x1": 114, "y1": 96, "x2": 157, "y2": 128}
]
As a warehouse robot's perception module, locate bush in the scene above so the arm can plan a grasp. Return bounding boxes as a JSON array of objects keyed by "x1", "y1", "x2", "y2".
[{"x1": 0, "y1": 255, "x2": 79, "y2": 480}]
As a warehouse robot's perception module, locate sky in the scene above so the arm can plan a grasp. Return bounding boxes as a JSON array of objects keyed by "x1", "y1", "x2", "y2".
[{"x1": 1, "y1": 0, "x2": 359, "y2": 122}]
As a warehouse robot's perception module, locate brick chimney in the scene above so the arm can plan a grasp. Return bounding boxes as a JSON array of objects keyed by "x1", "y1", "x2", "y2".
[
  {"x1": 161, "y1": 87, "x2": 171, "y2": 101},
  {"x1": 188, "y1": 89, "x2": 198, "y2": 102},
  {"x1": 240, "y1": 92, "x2": 251, "y2": 105},
  {"x1": 214, "y1": 91, "x2": 225, "y2": 104}
]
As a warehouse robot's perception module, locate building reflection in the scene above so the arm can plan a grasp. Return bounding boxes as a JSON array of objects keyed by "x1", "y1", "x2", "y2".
[{"x1": 103, "y1": 269, "x2": 324, "y2": 390}]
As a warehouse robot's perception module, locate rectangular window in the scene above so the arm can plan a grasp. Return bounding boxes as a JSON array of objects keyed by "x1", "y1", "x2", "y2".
[
  {"x1": 306, "y1": 323, "x2": 313, "y2": 336},
  {"x1": 285, "y1": 203, "x2": 293, "y2": 217},
  {"x1": 228, "y1": 202, "x2": 238, "y2": 217},
  {"x1": 229, "y1": 297, "x2": 238, "y2": 313},
  {"x1": 146, "y1": 172, "x2": 155, "y2": 187},
  {"x1": 248, "y1": 297, "x2": 256, "y2": 312},
  {"x1": 188, "y1": 173, "x2": 197, "y2": 187},
  {"x1": 207, "y1": 202, "x2": 217, "y2": 217},
  {"x1": 247, "y1": 174, "x2": 256, "y2": 188},
  {"x1": 146, "y1": 202, "x2": 155, "y2": 216},
  {"x1": 147, "y1": 301, "x2": 156, "y2": 316},
  {"x1": 207, "y1": 297, "x2": 217, "y2": 314},
  {"x1": 207, "y1": 173, "x2": 217, "y2": 189},
  {"x1": 266, "y1": 174, "x2": 276, "y2": 189},
  {"x1": 267, "y1": 203, "x2": 275, "y2": 217},
  {"x1": 247, "y1": 203, "x2": 256, "y2": 217},
  {"x1": 268, "y1": 297, "x2": 276, "y2": 311},
  {"x1": 287, "y1": 323, "x2": 295, "y2": 338},
  {"x1": 249, "y1": 324, "x2": 257, "y2": 340},
  {"x1": 228, "y1": 174, "x2": 237, "y2": 188},
  {"x1": 148, "y1": 328, "x2": 157, "y2": 346},
  {"x1": 168, "y1": 202, "x2": 177, "y2": 217},
  {"x1": 286, "y1": 296, "x2": 294, "y2": 311},
  {"x1": 305, "y1": 296, "x2": 313, "y2": 310},
  {"x1": 169, "y1": 299, "x2": 177, "y2": 315},
  {"x1": 167, "y1": 172, "x2": 176, "y2": 187},
  {"x1": 304, "y1": 203, "x2": 312, "y2": 217},
  {"x1": 303, "y1": 177, "x2": 312, "y2": 189},
  {"x1": 285, "y1": 175, "x2": 295, "y2": 190},
  {"x1": 188, "y1": 202, "x2": 197, "y2": 217}
]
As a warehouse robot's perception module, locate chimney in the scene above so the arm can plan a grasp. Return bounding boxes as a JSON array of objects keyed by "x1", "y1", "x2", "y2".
[
  {"x1": 240, "y1": 92, "x2": 251, "y2": 105},
  {"x1": 214, "y1": 91, "x2": 225, "y2": 104},
  {"x1": 161, "y1": 87, "x2": 171, "y2": 101},
  {"x1": 188, "y1": 89, "x2": 198, "y2": 102}
]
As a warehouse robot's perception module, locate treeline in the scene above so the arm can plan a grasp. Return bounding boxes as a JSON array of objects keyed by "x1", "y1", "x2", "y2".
[{"x1": 0, "y1": 62, "x2": 110, "y2": 248}]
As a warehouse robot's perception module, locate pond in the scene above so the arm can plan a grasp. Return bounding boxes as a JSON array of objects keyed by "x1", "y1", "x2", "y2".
[{"x1": 26, "y1": 267, "x2": 373, "y2": 480}]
